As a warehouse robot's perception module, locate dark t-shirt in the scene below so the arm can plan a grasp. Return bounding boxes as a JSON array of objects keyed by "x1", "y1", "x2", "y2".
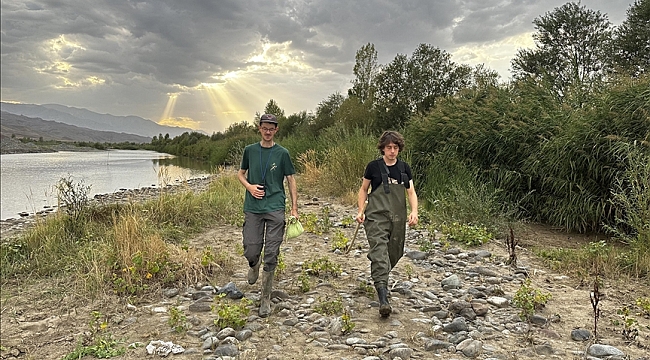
[{"x1": 363, "y1": 159, "x2": 413, "y2": 193}]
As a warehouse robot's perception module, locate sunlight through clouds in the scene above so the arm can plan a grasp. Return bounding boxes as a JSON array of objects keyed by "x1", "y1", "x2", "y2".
[
  {"x1": 451, "y1": 32, "x2": 536, "y2": 80},
  {"x1": 158, "y1": 116, "x2": 201, "y2": 129},
  {"x1": 38, "y1": 35, "x2": 108, "y2": 89},
  {"x1": 160, "y1": 93, "x2": 178, "y2": 122}
]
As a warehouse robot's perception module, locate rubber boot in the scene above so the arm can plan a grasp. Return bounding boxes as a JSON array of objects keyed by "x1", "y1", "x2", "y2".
[
  {"x1": 259, "y1": 270, "x2": 274, "y2": 317},
  {"x1": 376, "y1": 286, "x2": 392, "y2": 317},
  {"x1": 247, "y1": 260, "x2": 261, "y2": 285}
]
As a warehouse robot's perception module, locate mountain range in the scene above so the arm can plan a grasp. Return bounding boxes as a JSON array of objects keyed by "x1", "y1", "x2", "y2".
[
  {"x1": 1, "y1": 111, "x2": 152, "y2": 143},
  {"x1": 0, "y1": 102, "x2": 200, "y2": 139}
]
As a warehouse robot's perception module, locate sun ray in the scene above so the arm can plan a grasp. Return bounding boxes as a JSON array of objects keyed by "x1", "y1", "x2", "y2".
[{"x1": 159, "y1": 93, "x2": 178, "y2": 122}]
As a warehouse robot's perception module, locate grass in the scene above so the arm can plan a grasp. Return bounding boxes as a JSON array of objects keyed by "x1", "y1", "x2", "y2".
[{"x1": 0, "y1": 172, "x2": 244, "y2": 295}]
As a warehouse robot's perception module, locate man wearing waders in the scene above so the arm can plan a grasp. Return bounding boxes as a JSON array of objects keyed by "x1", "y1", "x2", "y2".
[
  {"x1": 238, "y1": 113, "x2": 299, "y2": 317},
  {"x1": 356, "y1": 130, "x2": 418, "y2": 317}
]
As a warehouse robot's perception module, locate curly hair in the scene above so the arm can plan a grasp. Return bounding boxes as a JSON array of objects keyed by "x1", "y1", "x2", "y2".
[{"x1": 377, "y1": 130, "x2": 405, "y2": 154}]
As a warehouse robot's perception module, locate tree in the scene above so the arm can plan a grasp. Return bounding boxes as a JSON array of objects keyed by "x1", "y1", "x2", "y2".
[
  {"x1": 511, "y1": 2, "x2": 613, "y2": 106},
  {"x1": 373, "y1": 44, "x2": 473, "y2": 130},
  {"x1": 349, "y1": 43, "x2": 379, "y2": 103},
  {"x1": 335, "y1": 96, "x2": 375, "y2": 131},
  {"x1": 613, "y1": 0, "x2": 650, "y2": 77},
  {"x1": 278, "y1": 111, "x2": 311, "y2": 138},
  {"x1": 263, "y1": 99, "x2": 285, "y2": 118},
  {"x1": 311, "y1": 92, "x2": 345, "y2": 135},
  {"x1": 374, "y1": 53, "x2": 411, "y2": 131},
  {"x1": 407, "y1": 44, "x2": 472, "y2": 114}
]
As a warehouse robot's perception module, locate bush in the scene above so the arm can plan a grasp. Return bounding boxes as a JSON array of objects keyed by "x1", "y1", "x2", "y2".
[{"x1": 298, "y1": 126, "x2": 377, "y2": 198}]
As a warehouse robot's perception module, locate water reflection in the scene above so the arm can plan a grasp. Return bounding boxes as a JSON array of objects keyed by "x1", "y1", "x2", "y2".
[{"x1": 152, "y1": 156, "x2": 214, "y2": 172}]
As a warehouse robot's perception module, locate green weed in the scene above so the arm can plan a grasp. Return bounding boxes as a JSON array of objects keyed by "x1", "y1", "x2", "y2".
[
  {"x1": 62, "y1": 311, "x2": 125, "y2": 360},
  {"x1": 342, "y1": 310, "x2": 355, "y2": 334},
  {"x1": 168, "y1": 306, "x2": 189, "y2": 333},
  {"x1": 636, "y1": 297, "x2": 650, "y2": 316},
  {"x1": 213, "y1": 295, "x2": 252, "y2": 330},
  {"x1": 301, "y1": 256, "x2": 342, "y2": 278},
  {"x1": 440, "y1": 222, "x2": 493, "y2": 246},
  {"x1": 512, "y1": 278, "x2": 552, "y2": 321},
  {"x1": 314, "y1": 296, "x2": 344, "y2": 315},
  {"x1": 331, "y1": 230, "x2": 350, "y2": 251}
]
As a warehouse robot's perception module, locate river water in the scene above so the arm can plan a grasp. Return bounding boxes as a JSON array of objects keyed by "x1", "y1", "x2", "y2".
[{"x1": 0, "y1": 149, "x2": 211, "y2": 220}]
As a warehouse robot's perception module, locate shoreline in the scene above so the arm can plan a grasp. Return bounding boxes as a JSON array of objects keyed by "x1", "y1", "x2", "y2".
[{"x1": 0, "y1": 174, "x2": 218, "y2": 238}]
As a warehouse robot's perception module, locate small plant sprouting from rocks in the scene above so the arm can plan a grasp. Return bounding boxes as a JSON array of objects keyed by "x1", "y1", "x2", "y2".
[
  {"x1": 636, "y1": 297, "x2": 650, "y2": 316},
  {"x1": 321, "y1": 206, "x2": 332, "y2": 232},
  {"x1": 314, "y1": 296, "x2": 344, "y2": 315},
  {"x1": 62, "y1": 311, "x2": 125, "y2": 360},
  {"x1": 297, "y1": 272, "x2": 311, "y2": 292},
  {"x1": 512, "y1": 278, "x2": 552, "y2": 321},
  {"x1": 506, "y1": 226, "x2": 518, "y2": 267},
  {"x1": 342, "y1": 310, "x2": 355, "y2": 334},
  {"x1": 417, "y1": 237, "x2": 437, "y2": 253},
  {"x1": 301, "y1": 256, "x2": 342, "y2": 278},
  {"x1": 331, "y1": 230, "x2": 350, "y2": 251},
  {"x1": 168, "y1": 306, "x2": 189, "y2": 333},
  {"x1": 299, "y1": 207, "x2": 332, "y2": 235},
  {"x1": 341, "y1": 215, "x2": 355, "y2": 228},
  {"x1": 212, "y1": 294, "x2": 252, "y2": 330},
  {"x1": 404, "y1": 264, "x2": 414, "y2": 278},
  {"x1": 614, "y1": 306, "x2": 639, "y2": 342},
  {"x1": 590, "y1": 277, "x2": 602, "y2": 341},
  {"x1": 356, "y1": 281, "x2": 375, "y2": 298},
  {"x1": 235, "y1": 243, "x2": 244, "y2": 256}
]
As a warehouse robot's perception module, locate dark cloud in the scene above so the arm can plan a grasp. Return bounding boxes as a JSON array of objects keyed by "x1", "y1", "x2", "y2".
[{"x1": 0, "y1": 0, "x2": 632, "y2": 133}]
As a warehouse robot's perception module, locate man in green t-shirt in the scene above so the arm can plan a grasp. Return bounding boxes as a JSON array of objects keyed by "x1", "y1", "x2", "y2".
[{"x1": 237, "y1": 113, "x2": 298, "y2": 317}]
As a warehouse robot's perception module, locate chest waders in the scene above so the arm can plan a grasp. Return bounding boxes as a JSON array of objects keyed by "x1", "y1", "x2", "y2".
[{"x1": 364, "y1": 160, "x2": 409, "y2": 289}]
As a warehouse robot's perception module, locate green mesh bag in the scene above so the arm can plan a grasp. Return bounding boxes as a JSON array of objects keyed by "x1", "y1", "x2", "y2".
[{"x1": 286, "y1": 216, "x2": 304, "y2": 239}]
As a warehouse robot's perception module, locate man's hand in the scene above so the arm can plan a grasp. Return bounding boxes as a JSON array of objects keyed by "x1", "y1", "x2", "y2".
[
  {"x1": 355, "y1": 212, "x2": 365, "y2": 223},
  {"x1": 408, "y1": 212, "x2": 418, "y2": 226},
  {"x1": 248, "y1": 184, "x2": 265, "y2": 199}
]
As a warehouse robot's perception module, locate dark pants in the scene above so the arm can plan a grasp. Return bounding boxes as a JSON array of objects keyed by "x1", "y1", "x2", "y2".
[{"x1": 242, "y1": 209, "x2": 285, "y2": 272}]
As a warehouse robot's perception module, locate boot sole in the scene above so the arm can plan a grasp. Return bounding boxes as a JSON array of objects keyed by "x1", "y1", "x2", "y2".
[{"x1": 379, "y1": 305, "x2": 392, "y2": 317}]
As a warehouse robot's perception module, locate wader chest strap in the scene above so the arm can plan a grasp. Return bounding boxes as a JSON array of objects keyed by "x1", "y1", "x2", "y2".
[
  {"x1": 379, "y1": 160, "x2": 391, "y2": 194},
  {"x1": 378, "y1": 159, "x2": 410, "y2": 193}
]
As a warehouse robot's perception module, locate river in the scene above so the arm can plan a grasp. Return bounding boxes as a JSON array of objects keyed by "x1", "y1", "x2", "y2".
[{"x1": 0, "y1": 149, "x2": 211, "y2": 220}]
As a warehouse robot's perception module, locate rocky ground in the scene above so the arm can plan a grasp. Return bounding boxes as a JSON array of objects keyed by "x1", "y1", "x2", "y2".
[{"x1": 1, "y1": 177, "x2": 649, "y2": 360}]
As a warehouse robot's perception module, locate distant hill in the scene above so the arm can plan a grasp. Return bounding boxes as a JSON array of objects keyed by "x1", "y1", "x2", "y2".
[
  {"x1": 0, "y1": 112, "x2": 152, "y2": 143},
  {"x1": 0, "y1": 102, "x2": 200, "y2": 138}
]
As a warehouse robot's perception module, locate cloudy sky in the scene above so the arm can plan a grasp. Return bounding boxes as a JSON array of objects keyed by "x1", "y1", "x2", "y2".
[{"x1": 1, "y1": 0, "x2": 633, "y2": 134}]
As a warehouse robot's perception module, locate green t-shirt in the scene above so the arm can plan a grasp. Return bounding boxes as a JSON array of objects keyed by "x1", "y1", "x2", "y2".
[{"x1": 240, "y1": 142, "x2": 295, "y2": 213}]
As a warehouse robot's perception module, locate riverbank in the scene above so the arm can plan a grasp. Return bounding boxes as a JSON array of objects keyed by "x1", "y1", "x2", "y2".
[
  {"x1": 0, "y1": 136, "x2": 100, "y2": 154},
  {"x1": 0, "y1": 174, "x2": 217, "y2": 238},
  {"x1": 1, "y1": 183, "x2": 648, "y2": 359}
]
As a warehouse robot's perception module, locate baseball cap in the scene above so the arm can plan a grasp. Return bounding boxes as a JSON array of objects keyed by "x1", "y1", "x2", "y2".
[{"x1": 259, "y1": 114, "x2": 278, "y2": 125}]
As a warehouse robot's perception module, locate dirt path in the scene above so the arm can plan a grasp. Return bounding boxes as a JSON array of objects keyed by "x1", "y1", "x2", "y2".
[{"x1": 1, "y1": 197, "x2": 648, "y2": 360}]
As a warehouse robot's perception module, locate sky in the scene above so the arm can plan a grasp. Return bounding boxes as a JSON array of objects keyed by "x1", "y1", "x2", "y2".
[{"x1": 1, "y1": 0, "x2": 634, "y2": 135}]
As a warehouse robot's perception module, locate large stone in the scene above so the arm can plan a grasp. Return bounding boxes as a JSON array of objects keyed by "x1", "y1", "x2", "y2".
[
  {"x1": 487, "y1": 296, "x2": 509, "y2": 308},
  {"x1": 456, "y1": 339, "x2": 483, "y2": 358},
  {"x1": 571, "y1": 328, "x2": 591, "y2": 341},
  {"x1": 441, "y1": 274, "x2": 461, "y2": 290},
  {"x1": 424, "y1": 339, "x2": 452, "y2": 351},
  {"x1": 587, "y1": 344, "x2": 625, "y2": 357},
  {"x1": 213, "y1": 344, "x2": 239, "y2": 357},
  {"x1": 443, "y1": 317, "x2": 469, "y2": 333}
]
